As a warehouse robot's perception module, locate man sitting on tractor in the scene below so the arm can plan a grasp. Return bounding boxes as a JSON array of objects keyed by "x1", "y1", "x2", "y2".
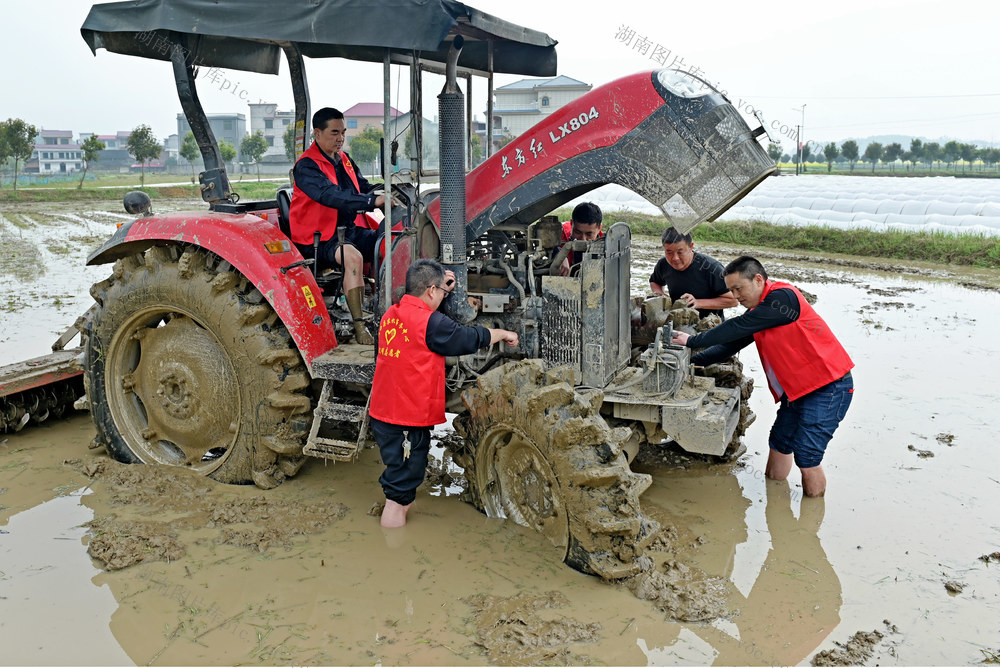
[{"x1": 290, "y1": 107, "x2": 386, "y2": 345}]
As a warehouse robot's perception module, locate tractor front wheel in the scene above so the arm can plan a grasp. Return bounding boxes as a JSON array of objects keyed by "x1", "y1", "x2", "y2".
[{"x1": 453, "y1": 359, "x2": 657, "y2": 579}]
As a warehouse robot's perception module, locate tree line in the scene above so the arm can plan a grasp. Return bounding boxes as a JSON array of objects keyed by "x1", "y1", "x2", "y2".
[
  {"x1": 767, "y1": 138, "x2": 1000, "y2": 174},
  {"x1": 0, "y1": 115, "x2": 286, "y2": 190},
  {"x1": 0, "y1": 118, "x2": 168, "y2": 189}
]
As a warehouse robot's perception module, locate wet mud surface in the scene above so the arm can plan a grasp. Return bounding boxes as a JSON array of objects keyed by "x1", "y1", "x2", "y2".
[
  {"x1": 464, "y1": 591, "x2": 601, "y2": 665},
  {"x1": 2, "y1": 201, "x2": 1000, "y2": 665},
  {"x1": 67, "y1": 458, "x2": 349, "y2": 568}
]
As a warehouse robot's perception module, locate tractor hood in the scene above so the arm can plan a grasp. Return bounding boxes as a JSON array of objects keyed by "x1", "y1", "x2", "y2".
[{"x1": 81, "y1": 0, "x2": 557, "y2": 76}]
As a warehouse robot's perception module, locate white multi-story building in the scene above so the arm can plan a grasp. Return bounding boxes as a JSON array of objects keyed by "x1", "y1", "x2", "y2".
[
  {"x1": 30, "y1": 130, "x2": 83, "y2": 173},
  {"x1": 248, "y1": 103, "x2": 296, "y2": 165},
  {"x1": 490, "y1": 75, "x2": 592, "y2": 147}
]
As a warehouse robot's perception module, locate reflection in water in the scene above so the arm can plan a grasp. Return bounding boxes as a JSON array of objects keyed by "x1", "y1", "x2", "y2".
[
  {"x1": 640, "y1": 455, "x2": 842, "y2": 666},
  {"x1": 710, "y1": 480, "x2": 841, "y2": 666},
  {"x1": 0, "y1": 490, "x2": 131, "y2": 665},
  {"x1": 380, "y1": 523, "x2": 410, "y2": 549}
]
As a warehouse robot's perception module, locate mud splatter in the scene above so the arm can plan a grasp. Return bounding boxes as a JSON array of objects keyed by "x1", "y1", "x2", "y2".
[
  {"x1": 68, "y1": 457, "x2": 216, "y2": 509},
  {"x1": 811, "y1": 629, "x2": 885, "y2": 666},
  {"x1": 857, "y1": 301, "x2": 917, "y2": 313},
  {"x1": 463, "y1": 591, "x2": 600, "y2": 666},
  {"x1": 86, "y1": 515, "x2": 185, "y2": 570},
  {"x1": 623, "y1": 559, "x2": 729, "y2": 622}
]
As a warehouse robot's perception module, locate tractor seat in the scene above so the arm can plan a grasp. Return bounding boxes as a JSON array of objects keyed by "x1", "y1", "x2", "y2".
[{"x1": 276, "y1": 186, "x2": 292, "y2": 238}]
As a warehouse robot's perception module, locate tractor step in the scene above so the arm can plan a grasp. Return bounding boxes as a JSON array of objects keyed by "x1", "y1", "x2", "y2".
[
  {"x1": 311, "y1": 343, "x2": 376, "y2": 383},
  {"x1": 303, "y1": 438, "x2": 364, "y2": 461},
  {"x1": 304, "y1": 381, "x2": 371, "y2": 462}
]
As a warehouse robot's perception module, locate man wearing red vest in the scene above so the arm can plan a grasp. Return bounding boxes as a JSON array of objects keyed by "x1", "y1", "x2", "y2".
[
  {"x1": 557, "y1": 202, "x2": 603, "y2": 276},
  {"x1": 290, "y1": 107, "x2": 386, "y2": 345},
  {"x1": 672, "y1": 256, "x2": 854, "y2": 497},
  {"x1": 369, "y1": 259, "x2": 519, "y2": 528}
]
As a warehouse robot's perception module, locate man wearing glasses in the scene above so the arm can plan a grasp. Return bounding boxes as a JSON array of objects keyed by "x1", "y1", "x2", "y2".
[
  {"x1": 649, "y1": 227, "x2": 738, "y2": 319},
  {"x1": 369, "y1": 259, "x2": 519, "y2": 528}
]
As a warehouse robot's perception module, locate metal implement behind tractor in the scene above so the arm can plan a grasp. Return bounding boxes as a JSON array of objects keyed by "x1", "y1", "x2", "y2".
[{"x1": 0, "y1": 0, "x2": 775, "y2": 579}]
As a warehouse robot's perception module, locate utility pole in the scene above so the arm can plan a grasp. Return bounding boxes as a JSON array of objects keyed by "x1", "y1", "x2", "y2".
[
  {"x1": 796, "y1": 125, "x2": 801, "y2": 176},
  {"x1": 799, "y1": 104, "x2": 806, "y2": 173},
  {"x1": 793, "y1": 104, "x2": 806, "y2": 175}
]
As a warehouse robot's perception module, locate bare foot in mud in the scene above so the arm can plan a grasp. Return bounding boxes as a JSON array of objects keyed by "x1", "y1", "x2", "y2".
[{"x1": 380, "y1": 499, "x2": 411, "y2": 528}]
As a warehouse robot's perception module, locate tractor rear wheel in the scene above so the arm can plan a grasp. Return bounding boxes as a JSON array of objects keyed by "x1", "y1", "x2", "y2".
[
  {"x1": 84, "y1": 246, "x2": 312, "y2": 488},
  {"x1": 452, "y1": 359, "x2": 656, "y2": 579}
]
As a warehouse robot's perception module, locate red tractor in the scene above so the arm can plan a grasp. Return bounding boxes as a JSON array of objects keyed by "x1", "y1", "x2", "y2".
[{"x1": 42, "y1": 0, "x2": 773, "y2": 578}]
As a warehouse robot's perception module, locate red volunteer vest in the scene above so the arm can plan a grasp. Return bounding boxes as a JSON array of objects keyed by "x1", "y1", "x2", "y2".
[
  {"x1": 289, "y1": 141, "x2": 363, "y2": 245},
  {"x1": 753, "y1": 280, "x2": 854, "y2": 402},
  {"x1": 368, "y1": 295, "x2": 446, "y2": 427}
]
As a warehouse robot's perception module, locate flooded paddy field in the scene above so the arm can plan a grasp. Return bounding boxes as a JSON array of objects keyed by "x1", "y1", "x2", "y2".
[{"x1": 2, "y1": 198, "x2": 999, "y2": 665}]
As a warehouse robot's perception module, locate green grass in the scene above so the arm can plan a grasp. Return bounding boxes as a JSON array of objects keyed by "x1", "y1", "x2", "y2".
[
  {"x1": 0, "y1": 185, "x2": 198, "y2": 202},
  {"x1": 0, "y1": 180, "x2": 286, "y2": 203},
  {"x1": 553, "y1": 207, "x2": 1000, "y2": 270},
  {"x1": 231, "y1": 181, "x2": 287, "y2": 200},
  {"x1": 777, "y1": 162, "x2": 1000, "y2": 178},
  {"x1": 694, "y1": 220, "x2": 1000, "y2": 269},
  {"x1": 0, "y1": 171, "x2": 290, "y2": 202}
]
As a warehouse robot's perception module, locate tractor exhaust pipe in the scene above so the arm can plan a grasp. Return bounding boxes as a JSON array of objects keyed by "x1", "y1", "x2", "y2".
[{"x1": 438, "y1": 36, "x2": 476, "y2": 323}]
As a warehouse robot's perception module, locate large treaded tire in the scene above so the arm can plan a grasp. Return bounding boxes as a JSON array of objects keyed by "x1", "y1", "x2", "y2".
[
  {"x1": 452, "y1": 359, "x2": 657, "y2": 579},
  {"x1": 84, "y1": 246, "x2": 312, "y2": 488}
]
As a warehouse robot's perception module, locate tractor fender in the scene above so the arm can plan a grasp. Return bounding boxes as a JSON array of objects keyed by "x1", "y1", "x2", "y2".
[{"x1": 87, "y1": 210, "x2": 338, "y2": 369}]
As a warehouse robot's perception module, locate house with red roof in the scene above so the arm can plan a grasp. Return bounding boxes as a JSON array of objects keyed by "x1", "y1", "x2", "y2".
[{"x1": 342, "y1": 103, "x2": 402, "y2": 144}]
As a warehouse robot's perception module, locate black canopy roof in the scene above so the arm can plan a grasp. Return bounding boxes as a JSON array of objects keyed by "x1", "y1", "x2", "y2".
[{"x1": 81, "y1": 0, "x2": 558, "y2": 76}]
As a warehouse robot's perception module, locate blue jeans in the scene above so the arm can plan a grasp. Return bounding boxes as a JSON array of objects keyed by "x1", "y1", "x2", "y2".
[{"x1": 769, "y1": 372, "x2": 854, "y2": 468}]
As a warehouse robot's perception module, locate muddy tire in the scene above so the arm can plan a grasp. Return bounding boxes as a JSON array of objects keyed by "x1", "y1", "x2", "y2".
[
  {"x1": 452, "y1": 359, "x2": 657, "y2": 579},
  {"x1": 84, "y1": 246, "x2": 312, "y2": 488}
]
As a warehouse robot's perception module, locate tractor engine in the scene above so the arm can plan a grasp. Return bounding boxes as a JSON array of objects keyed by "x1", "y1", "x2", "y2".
[
  {"x1": 446, "y1": 216, "x2": 739, "y2": 457},
  {"x1": 452, "y1": 217, "x2": 633, "y2": 392}
]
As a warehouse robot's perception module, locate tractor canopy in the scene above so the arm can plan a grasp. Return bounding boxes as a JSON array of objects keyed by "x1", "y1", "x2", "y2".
[{"x1": 80, "y1": 0, "x2": 557, "y2": 76}]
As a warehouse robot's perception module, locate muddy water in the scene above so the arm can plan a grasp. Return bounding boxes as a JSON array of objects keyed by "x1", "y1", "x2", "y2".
[
  {"x1": 0, "y1": 199, "x2": 203, "y2": 360},
  {"x1": 3, "y1": 201, "x2": 1000, "y2": 665}
]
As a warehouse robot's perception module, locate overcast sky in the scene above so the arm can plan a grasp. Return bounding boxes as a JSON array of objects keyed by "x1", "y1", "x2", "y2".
[{"x1": 5, "y1": 0, "x2": 999, "y2": 151}]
